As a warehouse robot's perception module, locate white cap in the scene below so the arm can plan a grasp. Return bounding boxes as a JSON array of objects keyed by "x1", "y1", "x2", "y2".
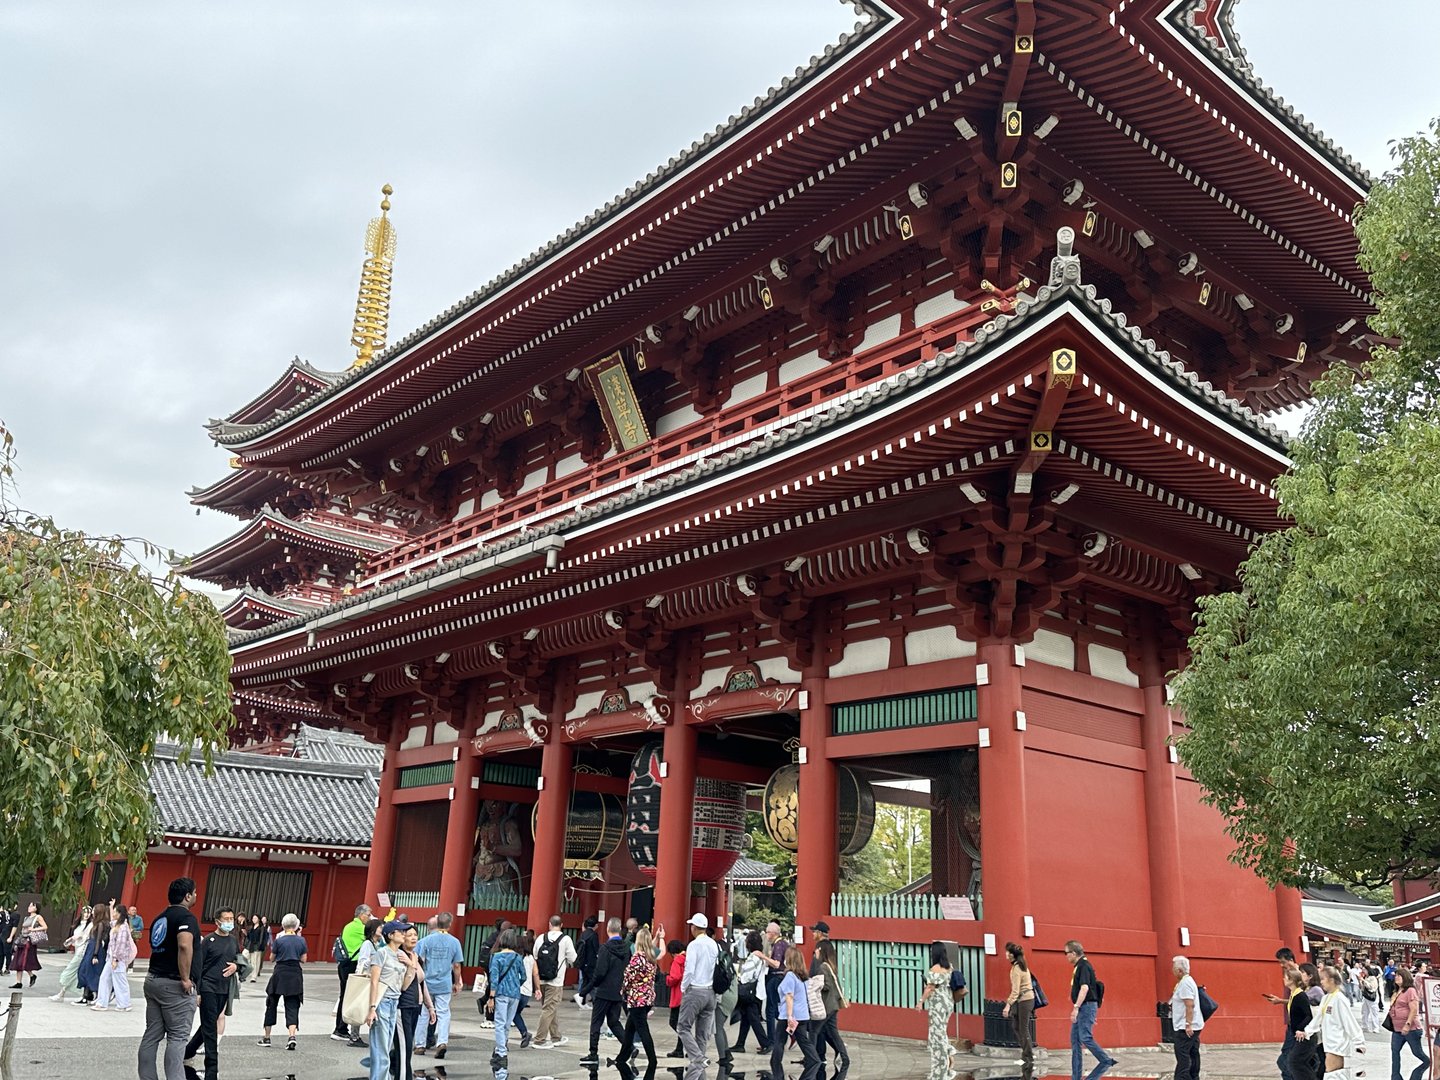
[{"x1": 688, "y1": 912, "x2": 709, "y2": 929}]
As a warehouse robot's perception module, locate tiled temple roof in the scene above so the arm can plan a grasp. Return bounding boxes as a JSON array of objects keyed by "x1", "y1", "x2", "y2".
[{"x1": 150, "y1": 742, "x2": 378, "y2": 849}]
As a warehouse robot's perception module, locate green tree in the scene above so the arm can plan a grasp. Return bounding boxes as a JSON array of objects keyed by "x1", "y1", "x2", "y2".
[
  {"x1": 0, "y1": 422, "x2": 234, "y2": 906},
  {"x1": 1173, "y1": 119, "x2": 1440, "y2": 887}
]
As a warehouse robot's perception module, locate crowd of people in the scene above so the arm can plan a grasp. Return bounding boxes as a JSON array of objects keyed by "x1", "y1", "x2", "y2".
[{"x1": 12, "y1": 883, "x2": 1440, "y2": 1080}]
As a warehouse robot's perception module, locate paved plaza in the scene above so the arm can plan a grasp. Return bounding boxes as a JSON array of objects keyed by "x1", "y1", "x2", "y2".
[{"x1": 3, "y1": 961, "x2": 1400, "y2": 1080}]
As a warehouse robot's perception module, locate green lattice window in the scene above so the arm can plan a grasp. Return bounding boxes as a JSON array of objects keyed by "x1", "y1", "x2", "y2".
[
  {"x1": 831, "y1": 686, "x2": 977, "y2": 736},
  {"x1": 482, "y1": 761, "x2": 540, "y2": 788},
  {"x1": 397, "y1": 762, "x2": 455, "y2": 789}
]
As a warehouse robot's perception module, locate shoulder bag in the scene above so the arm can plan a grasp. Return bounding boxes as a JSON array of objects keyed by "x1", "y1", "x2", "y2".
[
  {"x1": 825, "y1": 961, "x2": 848, "y2": 1010},
  {"x1": 341, "y1": 967, "x2": 373, "y2": 1026}
]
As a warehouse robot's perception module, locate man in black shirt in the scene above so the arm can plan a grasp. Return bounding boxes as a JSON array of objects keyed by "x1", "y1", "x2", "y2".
[
  {"x1": 574, "y1": 916, "x2": 599, "y2": 1006},
  {"x1": 0, "y1": 907, "x2": 12, "y2": 974},
  {"x1": 1066, "y1": 939, "x2": 1116, "y2": 1080},
  {"x1": 182, "y1": 907, "x2": 240, "y2": 1080},
  {"x1": 138, "y1": 877, "x2": 200, "y2": 1080}
]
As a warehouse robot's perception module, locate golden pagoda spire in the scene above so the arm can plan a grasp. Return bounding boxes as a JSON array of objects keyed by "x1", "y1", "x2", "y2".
[{"x1": 350, "y1": 184, "x2": 397, "y2": 368}]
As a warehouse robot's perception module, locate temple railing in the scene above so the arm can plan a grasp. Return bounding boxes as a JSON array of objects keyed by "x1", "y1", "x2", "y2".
[
  {"x1": 467, "y1": 883, "x2": 580, "y2": 914},
  {"x1": 829, "y1": 892, "x2": 982, "y2": 921},
  {"x1": 364, "y1": 301, "x2": 992, "y2": 580},
  {"x1": 388, "y1": 890, "x2": 440, "y2": 909},
  {"x1": 834, "y1": 939, "x2": 986, "y2": 1015}
]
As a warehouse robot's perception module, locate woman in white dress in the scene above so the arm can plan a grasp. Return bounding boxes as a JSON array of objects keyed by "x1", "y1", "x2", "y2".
[{"x1": 1301, "y1": 965, "x2": 1367, "y2": 1080}]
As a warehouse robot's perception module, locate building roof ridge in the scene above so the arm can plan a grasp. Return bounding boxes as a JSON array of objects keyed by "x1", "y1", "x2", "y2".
[
  {"x1": 1166, "y1": 0, "x2": 1371, "y2": 190},
  {"x1": 228, "y1": 246, "x2": 1285, "y2": 650},
  {"x1": 151, "y1": 739, "x2": 378, "y2": 781},
  {"x1": 207, "y1": 3, "x2": 890, "y2": 447}
]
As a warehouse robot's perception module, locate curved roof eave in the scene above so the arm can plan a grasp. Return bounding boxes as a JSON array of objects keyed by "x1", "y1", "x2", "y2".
[{"x1": 226, "y1": 265, "x2": 1288, "y2": 655}]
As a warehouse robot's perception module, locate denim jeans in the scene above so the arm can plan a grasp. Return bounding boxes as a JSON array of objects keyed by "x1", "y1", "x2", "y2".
[
  {"x1": 368, "y1": 995, "x2": 399, "y2": 1080},
  {"x1": 417, "y1": 990, "x2": 452, "y2": 1048},
  {"x1": 1070, "y1": 1001, "x2": 1114, "y2": 1080},
  {"x1": 1393, "y1": 1029, "x2": 1431, "y2": 1080},
  {"x1": 1280, "y1": 1027, "x2": 1297, "y2": 1080},
  {"x1": 493, "y1": 995, "x2": 519, "y2": 1080}
]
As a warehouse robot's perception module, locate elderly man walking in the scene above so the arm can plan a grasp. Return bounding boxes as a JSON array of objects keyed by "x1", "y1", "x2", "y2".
[
  {"x1": 414, "y1": 911, "x2": 464, "y2": 1059},
  {"x1": 678, "y1": 913, "x2": 720, "y2": 1080}
]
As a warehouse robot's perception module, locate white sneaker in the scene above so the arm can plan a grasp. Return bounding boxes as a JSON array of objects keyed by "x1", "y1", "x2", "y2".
[
  {"x1": 552, "y1": 1036, "x2": 570, "y2": 1047},
  {"x1": 531, "y1": 1038, "x2": 552, "y2": 1049},
  {"x1": 47, "y1": 993, "x2": 63, "y2": 1001},
  {"x1": 573, "y1": 993, "x2": 584, "y2": 1007}
]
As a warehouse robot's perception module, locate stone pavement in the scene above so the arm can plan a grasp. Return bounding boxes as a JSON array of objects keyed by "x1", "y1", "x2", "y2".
[{"x1": 1, "y1": 960, "x2": 1404, "y2": 1080}]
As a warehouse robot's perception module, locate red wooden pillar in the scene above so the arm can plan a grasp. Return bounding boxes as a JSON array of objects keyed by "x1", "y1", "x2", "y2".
[
  {"x1": 795, "y1": 677, "x2": 837, "y2": 942},
  {"x1": 654, "y1": 715, "x2": 698, "y2": 940},
  {"x1": 528, "y1": 734, "x2": 574, "y2": 931},
  {"x1": 365, "y1": 724, "x2": 405, "y2": 906},
  {"x1": 1140, "y1": 631, "x2": 1187, "y2": 988},
  {"x1": 977, "y1": 638, "x2": 1030, "y2": 982},
  {"x1": 321, "y1": 859, "x2": 339, "y2": 946},
  {"x1": 440, "y1": 745, "x2": 482, "y2": 920},
  {"x1": 1276, "y1": 885, "x2": 1305, "y2": 957}
]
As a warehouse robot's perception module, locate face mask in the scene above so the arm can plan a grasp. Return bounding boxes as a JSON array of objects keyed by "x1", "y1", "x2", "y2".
[{"x1": 219, "y1": 922, "x2": 235, "y2": 933}]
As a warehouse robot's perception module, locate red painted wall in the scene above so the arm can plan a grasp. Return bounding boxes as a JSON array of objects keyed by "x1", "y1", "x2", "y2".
[{"x1": 110, "y1": 854, "x2": 366, "y2": 961}]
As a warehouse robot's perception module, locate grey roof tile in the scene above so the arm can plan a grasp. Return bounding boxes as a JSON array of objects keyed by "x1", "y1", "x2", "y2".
[{"x1": 150, "y1": 742, "x2": 378, "y2": 848}]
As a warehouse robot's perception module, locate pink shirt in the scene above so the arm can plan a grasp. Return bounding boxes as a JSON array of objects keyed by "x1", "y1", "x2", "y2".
[{"x1": 107, "y1": 924, "x2": 136, "y2": 965}]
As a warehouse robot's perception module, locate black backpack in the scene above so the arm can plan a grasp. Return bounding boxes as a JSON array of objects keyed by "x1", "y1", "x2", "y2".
[
  {"x1": 713, "y1": 945, "x2": 735, "y2": 994},
  {"x1": 1093, "y1": 979, "x2": 1106, "y2": 1008},
  {"x1": 536, "y1": 933, "x2": 562, "y2": 982}
]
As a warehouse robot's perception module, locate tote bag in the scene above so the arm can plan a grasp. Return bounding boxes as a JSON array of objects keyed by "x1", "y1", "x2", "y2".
[{"x1": 341, "y1": 970, "x2": 373, "y2": 1026}]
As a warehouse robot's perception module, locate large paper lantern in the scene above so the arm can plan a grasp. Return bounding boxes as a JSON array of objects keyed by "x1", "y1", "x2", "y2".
[
  {"x1": 626, "y1": 741, "x2": 747, "y2": 882},
  {"x1": 762, "y1": 764, "x2": 876, "y2": 856},
  {"x1": 531, "y1": 790, "x2": 624, "y2": 864}
]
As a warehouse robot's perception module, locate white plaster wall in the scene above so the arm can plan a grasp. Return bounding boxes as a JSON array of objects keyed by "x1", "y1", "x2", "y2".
[
  {"x1": 433, "y1": 720, "x2": 459, "y2": 744},
  {"x1": 755, "y1": 657, "x2": 800, "y2": 684},
  {"x1": 1026, "y1": 628, "x2": 1076, "y2": 670},
  {"x1": 855, "y1": 313, "x2": 902, "y2": 353},
  {"x1": 913, "y1": 291, "x2": 969, "y2": 328},
  {"x1": 1088, "y1": 642, "x2": 1139, "y2": 687},
  {"x1": 727, "y1": 371, "x2": 769, "y2": 408},
  {"x1": 399, "y1": 723, "x2": 427, "y2": 750},
  {"x1": 903, "y1": 625, "x2": 976, "y2": 665},
  {"x1": 778, "y1": 349, "x2": 827, "y2": 384},
  {"x1": 452, "y1": 497, "x2": 475, "y2": 521},
  {"x1": 827, "y1": 637, "x2": 891, "y2": 678},
  {"x1": 566, "y1": 689, "x2": 605, "y2": 721},
  {"x1": 656, "y1": 403, "x2": 702, "y2": 437},
  {"x1": 554, "y1": 453, "x2": 585, "y2": 479},
  {"x1": 692, "y1": 666, "x2": 732, "y2": 699},
  {"x1": 518, "y1": 466, "x2": 548, "y2": 494},
  {"x1": 479, "y1": 489, "x2": 501, "y2": 511}
]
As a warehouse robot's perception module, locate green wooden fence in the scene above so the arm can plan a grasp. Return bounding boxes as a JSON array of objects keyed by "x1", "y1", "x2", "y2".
[
  {"x1": 397, "y1": 762, "x2": 455, "y2": 789},
  {"x1": 835, "y1": 939, "x2": 985, "y2": 1015},
  {"x1": 832, "y1": 686, "x2": 977, "y2": 736},
  {"x1": 830, "y1": 892, "x2": 980, "y2": 920}
]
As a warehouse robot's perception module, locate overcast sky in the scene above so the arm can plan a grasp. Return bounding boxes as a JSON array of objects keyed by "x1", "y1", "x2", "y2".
[{"x1": 2, "y1": 1, "x2": 1436, "y2": 566}]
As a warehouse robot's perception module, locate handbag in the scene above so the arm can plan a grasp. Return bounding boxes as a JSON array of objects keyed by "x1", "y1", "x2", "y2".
[
  {"x1": 1383, "y1": 1013, "x2": 1395, "y2": 1033},
  {"x1": 1198, "y1": 985, "x2": 1219, "y2": 1021},
  {"x1": 341, "y1": 969, "x2": 372, "y2": 1026},
  {"x1": 825, "y1": 962, "x2": 848, "y2": 1010},
  {"x1": 1031, "y1": 976, "x2": 1048, "y2": 1009},
  {"x1": 28, "y1": 928, "x2": 48, "y2": 947},
  {"x1": 805, "y1": 973, "x2": 828, "y2": 1020}
]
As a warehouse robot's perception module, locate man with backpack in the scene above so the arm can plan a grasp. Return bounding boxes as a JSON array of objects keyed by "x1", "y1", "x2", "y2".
[
  {"x1": 1066, "y1": 939, "x2": 1116, "y2": 1080},
  {"x1": 578, "y1": 918, "x2": 630, "y2": 1066},
  {"x1": 708, "y1": 925, "x2": 738, "y2": 1070},
  {"x1": 531, "y1": 914, "x2": 578, "y2": 1048},
  {"x1": 330, "y1": 902, "x2": 370, "y2": 1045}
]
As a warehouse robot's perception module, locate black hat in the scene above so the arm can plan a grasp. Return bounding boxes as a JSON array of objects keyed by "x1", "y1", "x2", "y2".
[{"x1": 811, "y1": 920, "x2": 831, "y2": 934}]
